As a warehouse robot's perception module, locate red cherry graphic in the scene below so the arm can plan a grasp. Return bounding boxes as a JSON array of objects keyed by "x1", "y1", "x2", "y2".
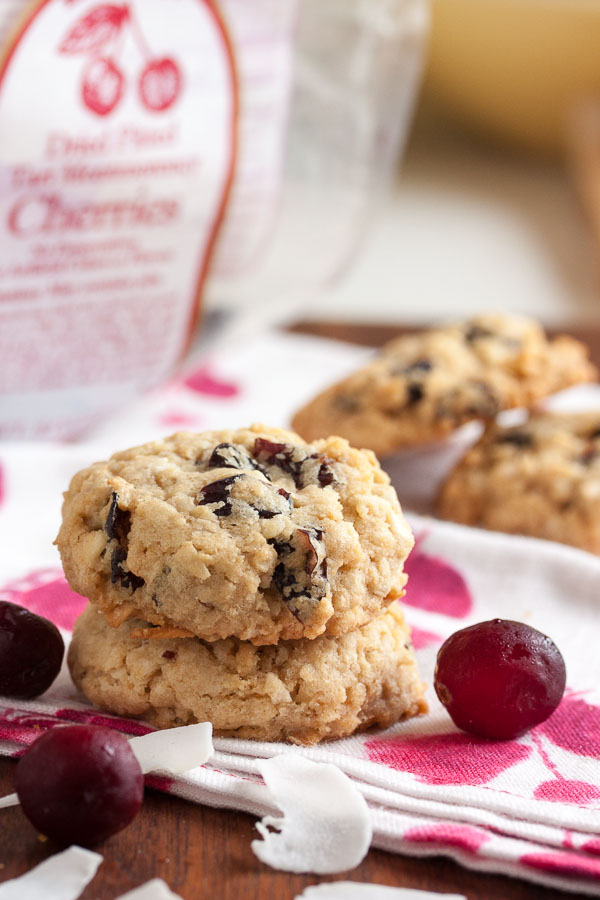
[
  {"x1": 139, "y1": 57, "x2": 181, "y2": 112},
  {"x1": 82, "y1": 56, "x2": 124, "y2": 116}
]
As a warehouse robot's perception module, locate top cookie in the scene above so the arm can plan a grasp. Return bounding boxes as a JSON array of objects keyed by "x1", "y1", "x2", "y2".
[
  {"x1": 291, "y1": 314, "x2": 596, "y2": 457},
  {"x1": 56, "y1": 425, "x2": 414, "y2": 645},
  {"x1": 437, "y1": 411, "x2": 600, "y2": 554}
]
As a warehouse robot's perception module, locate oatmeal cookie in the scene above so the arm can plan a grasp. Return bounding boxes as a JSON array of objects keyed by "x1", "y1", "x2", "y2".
[
  {"x1": 68, "y1": 603, "x2": 426, "y2": 744},
  {"x1": 437, "y1": 411, "x2": 600, "y2": 553},
  {"x1": 292, "y1": 314, "x2": 596, "y2": 457},
  {"x1": 57, "y1": 425, "x2": 413, "y2": 645}
]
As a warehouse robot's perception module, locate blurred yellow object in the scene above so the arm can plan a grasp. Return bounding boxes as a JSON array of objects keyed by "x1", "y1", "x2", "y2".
[{"x1": 424, "y1": 0, "x2": 600, "y2": 156}]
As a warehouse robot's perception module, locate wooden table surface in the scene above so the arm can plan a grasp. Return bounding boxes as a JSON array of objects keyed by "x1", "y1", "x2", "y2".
[{"x1": 1, "y1": 319, "x2": 597, "y2": 900}]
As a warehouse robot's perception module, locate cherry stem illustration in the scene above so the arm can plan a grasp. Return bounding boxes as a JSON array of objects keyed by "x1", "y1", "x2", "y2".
[{"x1": 127, "y1": 4, "x2": 153, "y2": 61}]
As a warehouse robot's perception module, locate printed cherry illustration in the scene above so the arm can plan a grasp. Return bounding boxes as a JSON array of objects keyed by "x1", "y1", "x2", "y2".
[
  {"x1": 0, "y1": 600, "x2": 64, "y2": 699},
  {"x1": 82, "y1": 56, "x2": 124, "y2": 116},
  {"x1": 16, "y1": 725, "x2": 143, "y2": 846},
  {"x1": 434, "y1": 619, "x2": 566, "y2": 739},
  {"x1": 139, "y1": 57, "x2": 181, "y2": 112}
]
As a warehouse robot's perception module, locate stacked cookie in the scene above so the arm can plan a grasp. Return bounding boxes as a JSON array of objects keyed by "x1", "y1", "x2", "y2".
[
  {"x1": 293, "y1": 313, "x2": 599, "y2": 552},
  {"x1": 59, "y1": 426, "x2": 426, "y2": 744}
]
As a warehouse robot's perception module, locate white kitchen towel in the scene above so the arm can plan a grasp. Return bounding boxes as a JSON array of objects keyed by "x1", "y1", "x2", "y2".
[{"x1": 0, "y1": 331, "x2": 599, "y2": 896}]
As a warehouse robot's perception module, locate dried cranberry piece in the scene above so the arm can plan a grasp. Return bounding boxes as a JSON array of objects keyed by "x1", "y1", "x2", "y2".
[
  {"x1": 0, "y1": 601, "x2": 64, "y2": 699},
  {"x1": 434, "y1": 619, "x2": 566, "y2": 739},
  {"x1": 105, "y1": 491, "x2": 130, "y2": 543},
  {"x1": 16, "y1": 725, "x2": 143, "y2": 846},
  {"x1": 317, "y1": 466, "x2": 334, "y2": 488},
  {"x1": 407, "y1": 383, "x2": 424, "y2": 406},
  {"x1": 111, "y1": 547, "x2": 145, "y2": 591},
  {"x1": 105, "y1": 492, "x2": 144, "y2": 592},
  {"x1": 207, "y1": 443, "x2": 270, "y2": 479},
  {"x1": 257, "y1": 488, "x2": 291, "y2": 519},
  {"x1": 333, "y1": 395, "x2": 361, "y2": 414},
  {"x1": 464, "y1": 324, "x2": 495, "y2": 343},
  {"x1": 253, "y1": 439, "x2": 335, "y2": 490},
  {"x1": 405, "y1": 359, "x2": 433, "y2": 374},
  {"x1": 436, "y1": 381, "x2": 499, "y2": 421},
  {"x1": 496, "y1": 431, "x2": 533, "y2": 447},
  {"x1": 197, "y1": 475, "x2": 241, "y2": 517},
  {"x1": 268, "y1": 527, "x2": 328, "y2": 623}
]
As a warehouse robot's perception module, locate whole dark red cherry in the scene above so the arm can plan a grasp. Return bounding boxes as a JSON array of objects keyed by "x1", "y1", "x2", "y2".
[
  {"x1": 434, "y1": 619, "x2": 566, "y2": 739},
  {"x1": 0, "y1": 601, "x2": 64, "y2": 698},
  {"x1": 16, "y1": 725, "x2": 144, "y2": 845}
]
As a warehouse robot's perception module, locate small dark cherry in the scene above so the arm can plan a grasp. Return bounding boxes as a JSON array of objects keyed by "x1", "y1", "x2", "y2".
[
  {"x1": 434, "y1": 618, "x2": 566, "y2": 740},
  {"x1": 0, "y1": 601, "x2": 64, "y2": 699},
  {"x1": 16, "y1": 725, "x2": 144, "y2": 846}
]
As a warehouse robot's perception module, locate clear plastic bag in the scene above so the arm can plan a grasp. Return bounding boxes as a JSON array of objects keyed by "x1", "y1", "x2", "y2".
[{"x1": 0, "y1": 0, "x2": 428, "y2": 438}]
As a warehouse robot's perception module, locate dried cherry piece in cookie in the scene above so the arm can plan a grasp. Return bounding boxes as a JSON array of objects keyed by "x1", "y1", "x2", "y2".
[
  {"x1": 496, "y1": 431, "x2": 534, "y2": 447},
  {"x1": 434, "y1": 619, "x2": 566, "y2": 739},
  {"x1": 105, "y1": 492, "x2": 145, "y2": 592},
  {"x1": 197, "y1": 474, "x2": 241, "y2": 516},
  {"x1": 407, "y1": 384, "x2": 424, "y2": 406},
  {"x1": 198, "y1": 474, "x2": 292, "y2": 520},
  {"x1": 0, "y1": 601, "x2": 64, "y2": 699},
  {"x1": 16, "y1": 725, "x2": 143, "y2": 846},
  {"x1": 253, "y1": 438, "x2": 335, "y2": 489},
  {"x1": 207, "y1": 443, "x2": 270, "y2": 479},
  {"x1": 269, "y1": 527, "x2": 328, "y2": 623}
]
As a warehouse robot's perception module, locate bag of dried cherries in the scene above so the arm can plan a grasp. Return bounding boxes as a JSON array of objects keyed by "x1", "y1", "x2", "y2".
[{"x1": 0, "y1": 0, "x2": 427, "y2": 438}]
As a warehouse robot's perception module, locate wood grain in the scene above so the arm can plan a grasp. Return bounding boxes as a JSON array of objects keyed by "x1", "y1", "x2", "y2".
[{"x1": 1, "y1": 319, "x2": 596, "y2": 900}]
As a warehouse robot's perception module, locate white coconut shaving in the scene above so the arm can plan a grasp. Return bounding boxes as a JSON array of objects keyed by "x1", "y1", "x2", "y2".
[
  {"x1": 0, "y1": 846, "x2": 102, "y2": 900},
  {"x1": 0, "y1": 792, "x2": 18, "y2": 808},
  {"x1": 129, "y1": 722, "x2": 213, "y2": 775},
  {"x1": 115, "y1": 879, "x2": 183, "y2": 900},
  {"x1": 251, "y1": 755, "x2": 372, "y2": 874},
  {"x1": 297, "y1": 885, "x2": 467, "y2": 900}
]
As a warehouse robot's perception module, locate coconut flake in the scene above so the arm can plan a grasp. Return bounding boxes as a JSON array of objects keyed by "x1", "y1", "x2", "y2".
[
  {"x1": 115, "y1": 879, "x2": 183, "y2": 900},
  {"x1": 0, "y1": 846, "x2": 102, "y2": 900},
  {"x1": 251, "y1": 755, "x2": 372, "y2": 874},
  {"x1": 0, "y1": 792, "x2": 19, "y2": 808},
  {"x1": 297, "y1": 885, "x2": 467, "y2": 900},
  {"x1": 129, "y1": 722, "x2": 213, "y2": 775}
]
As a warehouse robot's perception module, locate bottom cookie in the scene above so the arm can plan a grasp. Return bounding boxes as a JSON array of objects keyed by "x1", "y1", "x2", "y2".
[{"x1": 68, "y1": 604, "x2": 426, "y2": 745}]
